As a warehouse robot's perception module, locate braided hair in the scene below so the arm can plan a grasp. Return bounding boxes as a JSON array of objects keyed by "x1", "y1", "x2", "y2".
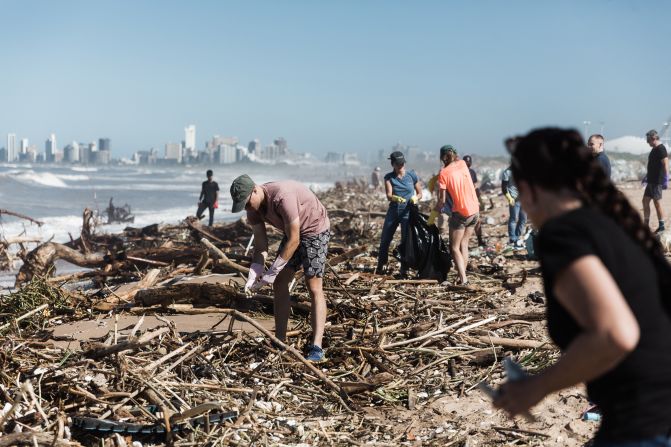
[{"x1": 511, "y1": 127, "x2": 671, "y2": 312}]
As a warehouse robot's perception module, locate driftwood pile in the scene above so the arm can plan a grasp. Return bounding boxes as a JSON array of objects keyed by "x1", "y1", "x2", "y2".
[{"x1": 0, "y1": 186, "x2": 558, "y2": 446}]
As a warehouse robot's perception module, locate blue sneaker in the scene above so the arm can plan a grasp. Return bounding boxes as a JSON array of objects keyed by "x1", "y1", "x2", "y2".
[{"x1": 305, "y1": 344, "x2": 326, "y2": 363}]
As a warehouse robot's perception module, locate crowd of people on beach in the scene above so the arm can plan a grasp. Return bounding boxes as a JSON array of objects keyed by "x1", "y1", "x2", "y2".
[{"x1": 193, "y1": 127, "x2": 671, "y2": 446}]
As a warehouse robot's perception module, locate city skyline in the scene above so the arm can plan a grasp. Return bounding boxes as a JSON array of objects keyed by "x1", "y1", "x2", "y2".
[{"x1": 1, "y1": 1, "x2": 670, "y2": 157}]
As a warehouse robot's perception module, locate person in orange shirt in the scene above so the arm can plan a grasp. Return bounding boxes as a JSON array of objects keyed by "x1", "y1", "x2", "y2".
[{"x1": 436, "y1": 145, "x2": 480, "y2": 285}]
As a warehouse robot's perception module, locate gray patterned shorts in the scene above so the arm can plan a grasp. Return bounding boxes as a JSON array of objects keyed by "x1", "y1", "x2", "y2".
[{"x1": 279, "y1": 230, "x2": 330, "y2": 278}]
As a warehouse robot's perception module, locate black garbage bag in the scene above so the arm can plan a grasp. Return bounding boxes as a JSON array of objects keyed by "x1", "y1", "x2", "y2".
[{"x1": 401, "y1": 205, "x2": 451, "y2": 281}]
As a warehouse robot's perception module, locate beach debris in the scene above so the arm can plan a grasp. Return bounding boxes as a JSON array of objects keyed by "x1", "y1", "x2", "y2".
[
  {"x1": 103, "y1": 198, "x2": 135, "y2": 224},
  {"x1": 0, "y1": 181, "x2": 566, "y2": 446}
]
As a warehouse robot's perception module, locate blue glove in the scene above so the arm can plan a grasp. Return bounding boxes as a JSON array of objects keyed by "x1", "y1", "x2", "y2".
[{"x1": 664, "y1": 174, "x2": 669, "y2": 190}]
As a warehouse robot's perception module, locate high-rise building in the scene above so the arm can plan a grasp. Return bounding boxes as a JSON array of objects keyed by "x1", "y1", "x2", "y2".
[
  {"x1": 64, "y1": 144, "x2": 78, "y2": 163},
  {"x1": 20, "y1": 138, "x2": 29, "y2": 154},
  {"x1": 184, "y1": 125, "x2": 196, "y2": 152},
  {"x1": 274, "y1": 137, "x2": 288, "y2": 155},
  {"x1": 248, "y1": 139, "x2": 260, "y2": 154},
  {"x1": 79, "y1": 143, "x2": 91, "y2": 164},
  {"x1": 217, "y1": 144, "x2": 237, "y2": 164},
  {"x1": 6, "y1": 134, "x2": 16, "y2": 162},
  {"x1": 165, "y1": 142, "x2": 182, "y2": 163},
  {"x1": 45, "y1": 133, "x2": 57, "y2": 163},
  {"x1": 98, "y1": 138, "x2": 111, "y2": 152}
]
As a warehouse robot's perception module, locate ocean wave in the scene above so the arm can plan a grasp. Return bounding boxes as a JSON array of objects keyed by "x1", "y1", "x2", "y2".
[
  {"x1": 56, "y1": 174, "x2": 90, "y2": 181},
  {"x1": 71, "y1": 166, "x2": 98, "y2": 172},
  {"x1": 5, "y1": 170, "x2": 68, "y2": 188}
]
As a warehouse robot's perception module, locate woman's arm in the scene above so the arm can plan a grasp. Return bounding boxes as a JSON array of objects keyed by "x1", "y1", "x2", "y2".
[
  {"x1": 414, "y1": 180, "x2": 422, "y2": 198},
  {"x1": 385, "y1": 179, "x2": 393, "y2": 201},
  {"x1": 494, "y1": 255, "x2": 640, "y2": 415}
]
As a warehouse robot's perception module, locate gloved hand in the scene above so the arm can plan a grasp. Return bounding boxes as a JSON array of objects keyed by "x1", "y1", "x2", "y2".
[
  {"x1": 214, "y1": 201, "x2": 219, "y2": 209},
  {"x1": 428, "y1": 210, "x2": 439, "y2": 226},
  {"x1": 505, "y1": 192, "x2": 515, "y2": 206},
  {"x1": 390, "y1": 195, "x2": 407, "y2": 204},
  {"x1": 244, "y1": 263, "x2": 264, "y2": 295},
  {"x1": 664, "y1": 174, "x2": 669, "y2": 190},
  {"x1": 250, "y1": 256, "x2": 288, "y2": 291},
  {"x1": 409, "y1": 195, "x2": 419, "y2": 204}
]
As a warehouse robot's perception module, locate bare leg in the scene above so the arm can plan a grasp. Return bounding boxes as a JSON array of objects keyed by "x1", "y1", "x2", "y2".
[
  {"x1": 653, "y1": 198, "x2": 665, "y2": 223},
  {"x1": 449, "y1": 226, "x2": 467, "y2": 284},
  {"x1": 460, "y1": 225, "x2": 475, "y2": 282},
  {"x1": 643, "y1": 196, "x2": 651, "y2": 226},
  {"x1": 272, "y1": 267, "x2": 296, "y2": 342},
  {"x1": 305, "y1": 276, "x2": 327, "y2": 347}
]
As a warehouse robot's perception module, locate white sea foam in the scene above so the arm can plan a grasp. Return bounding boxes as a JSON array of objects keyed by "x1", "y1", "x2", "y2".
[
  {"x1": 71, "y1": 166, "x2": 98, "y2": 172},
  {"x1": 56, "y1": 174, "x2": 90, "y2": 181},
  {"x1": 6, "y1": 170, "x2": 68, "y2": 188}
]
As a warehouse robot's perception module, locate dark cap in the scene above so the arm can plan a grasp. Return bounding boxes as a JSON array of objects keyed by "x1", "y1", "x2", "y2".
[
  {"x1": 206, "y1": 169, "x2": 213, "y2": 177},
  {"x1": 463, "y1": 154, "x2": 472, "y2": 164},
  {"x1": 388, "y1": 151, "x2": 405, "y2": 164},
  {"x1": 440, "y1": 145, "x2": 457, "y2": 157},
  {"x1": 230, "y1": 174, "x2": 255, "y2": 213}
]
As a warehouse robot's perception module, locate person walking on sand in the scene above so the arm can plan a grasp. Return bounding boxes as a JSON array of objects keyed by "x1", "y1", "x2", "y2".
[
  {"x1": 588, "y1": 134, "x2": 611, "y2": 178},
  {"x1": 230, "y1": 174, "x2": 330, "y2": 363},
  {"x1": 371, "y1": 166, "x2": 382, "y2": 190},
  {"x1": 196, "y1": 170, "x2": 219, "y2": 227},
  {"x1": 463, "y1": 154, "x2": 486, "y2": 246},
  {"x1": 643, "y1": 129, "x2": 668, "y2": 233},
  {"x1": 502, "y1": 137, "x2": 527, "y2": 249},
  {"x1": 493, "y1": 127, "x2": 671, "y2": 447},
  {"x1": 375, "y1": 151, "x2": 422, "y2": 277},
  {"x1": 436, "y1": 145, "x2": 479, "y2": 285}
]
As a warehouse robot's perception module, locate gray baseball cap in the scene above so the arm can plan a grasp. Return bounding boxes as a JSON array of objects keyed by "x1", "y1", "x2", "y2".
[{"x1": 230, "y1": 174, "x2": 255, "y2": 213}]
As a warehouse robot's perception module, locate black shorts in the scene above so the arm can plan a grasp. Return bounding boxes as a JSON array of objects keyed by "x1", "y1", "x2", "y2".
[
  {"x1": 278, "y1": 230, "x2": 330, "y2": 278},
  {"x1": 644, "y1": 184, "x2": 663, "y2": 201}
]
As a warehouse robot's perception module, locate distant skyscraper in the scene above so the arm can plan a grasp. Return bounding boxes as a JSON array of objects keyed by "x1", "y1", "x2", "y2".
[
  {"x1": 184, "y1": 125, "x2": 196, "y2": 152},
  {"x1": 274, "y1": 137, "x2": 288, "y2": 155},
  {"x1": 248, "y1": 139, "x2": 260, "y2": 154},
  {"x1": 45, "y1": 133, "x2": 57, "y2": 163},
  {"x1": 165, "y1": 142, "x2": 182, "y2": 163},
  {"x1": 63, "y1": 144, "x2": 79, "y2": 163},
  {"x1": 6, "y1": 134, "x2": 16, "y2": 162},
  {"x1": 79, "y1": 142, "x2": 91, "y2": 164},
  {"x1": 20, "y1": 138, "x2": 28, "y2": 154},
  {"x1": 218, "y1": 144, "x2": 237, "y2": 164},
  {"x1": 99, "y1": 138, "x2": 111, "y2": 152}
]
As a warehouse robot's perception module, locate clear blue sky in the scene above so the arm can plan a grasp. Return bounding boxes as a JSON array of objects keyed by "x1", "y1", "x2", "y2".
[{"x1": 1, "y1": 0, "x2": 670, "y2": 157}]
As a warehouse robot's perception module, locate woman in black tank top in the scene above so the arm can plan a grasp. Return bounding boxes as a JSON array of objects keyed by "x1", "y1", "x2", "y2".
[{"x1": 493, "y1": 128, "x2": 671, "y2": 446}]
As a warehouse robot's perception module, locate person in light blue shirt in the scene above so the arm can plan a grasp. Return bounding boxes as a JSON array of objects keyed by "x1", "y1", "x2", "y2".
[{"x1": 376, "y1": 151, "x2": 422, "y2": 276}]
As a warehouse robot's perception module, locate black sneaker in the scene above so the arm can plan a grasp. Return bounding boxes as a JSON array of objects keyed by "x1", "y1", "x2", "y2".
[{"x1": 655, "y1": 226, "x2": 666, "y2": 234}]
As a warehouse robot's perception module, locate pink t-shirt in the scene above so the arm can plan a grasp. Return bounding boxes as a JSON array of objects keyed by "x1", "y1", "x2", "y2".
[
  {"x1": 438, "y1": 160, "x2": 480, "y2": 217},
  {"x1": 247, "y1": 181, "x2": 330, "y2": 237}
]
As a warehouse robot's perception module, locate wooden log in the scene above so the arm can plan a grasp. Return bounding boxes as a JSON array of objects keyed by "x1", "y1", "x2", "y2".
[
  {"x1": 469, "y1": 335, "x2": 551, "y2": 350},
  {"x1": 187, "y1": 218, "x2": 228, "y2": 245},
  {"x1": 0, "y1": 208, "x2": 44, "y2": 226},
  {"x1": 0, "y1": 432, "x2": 82, "y2": 447},
  {"x1": 381, "y1": 317, "x2": 473, "y2": 349},
  {"x1": 82, "y1": 326, "x2": 170, "y2": 359},
  {"x1": 95, "y1": 269, "x2": 162, "y2": 310},
  {"x1": 201, "y1": 237, "x2": 250, "y2": 275},
  {"x1": 16, "y1": 242, "x2": 107, "y2": 285},
  {"x1": 134, "y1": 281, "x2": 312, "y2": 313}
]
